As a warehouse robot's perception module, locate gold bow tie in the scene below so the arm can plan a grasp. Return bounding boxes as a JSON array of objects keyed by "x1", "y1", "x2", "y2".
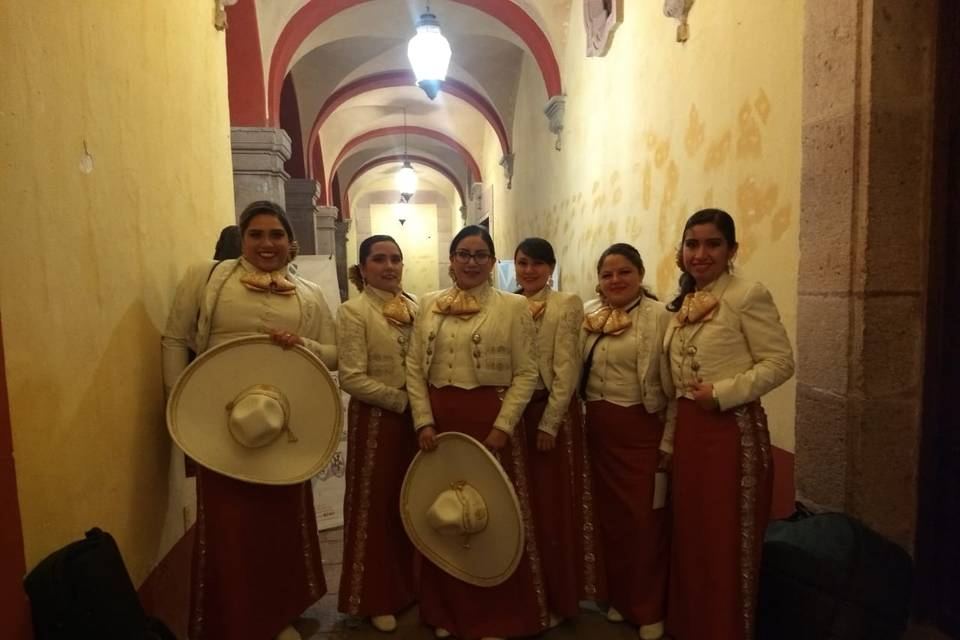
[
  {"x1": 583, "y1": 305, "x2": 632, "y2": 335},
  {"x1": 434, "y1": 287, "x2": 481, "y2": 318},
  {"x1": 677, "y1": 290, "x2": 719, "y2": 325},
  {"x1": 239, "y1": 270, "x2": 297, "y2": 295},
  {"x1": 382, "y1": 294, "x2": 414, "y2": 326},
  {"x1": 527, "y1": 299, "x2": 546, "y2": 320}
]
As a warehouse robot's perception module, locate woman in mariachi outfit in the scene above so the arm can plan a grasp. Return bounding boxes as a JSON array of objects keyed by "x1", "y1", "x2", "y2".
[
  {"x1": 336, "y1": 235, "x2": 419, "y2": 633},
  {"x1": 162, "y1": 201, "x2": 337, "y2": 640},
  {"x1": 406, "y1": 224, "x2": 548, "y2": 640},
  {"x1": 513, "y1": 237, "x2": 596, "y2": 623},
  {"x1": 664, "y1": 209, "x2": 794, "y2": 640},
  {"x1": 581, "y1": 243, "x2": 673, "y2": 640}
]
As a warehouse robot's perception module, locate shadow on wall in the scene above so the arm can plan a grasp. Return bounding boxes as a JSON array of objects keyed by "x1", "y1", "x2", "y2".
[{"x1": 24, "y1": 301, "x2": 177, "y2": 587}]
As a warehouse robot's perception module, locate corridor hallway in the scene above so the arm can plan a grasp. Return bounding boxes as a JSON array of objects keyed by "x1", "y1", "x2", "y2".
[{"x1": 2, "y1": 1, "x2": 958, "y2": 638}]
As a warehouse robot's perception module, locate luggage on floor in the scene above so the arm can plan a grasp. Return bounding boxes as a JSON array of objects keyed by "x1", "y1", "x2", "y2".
[
  {"x1": 23, "y1": 527, "x2": 176, "y2": 640},
  {"x1": 757, "y1": 507, "x2": 912, "y2": 640}
]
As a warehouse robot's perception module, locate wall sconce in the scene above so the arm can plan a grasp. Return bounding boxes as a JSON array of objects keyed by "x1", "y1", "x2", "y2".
[{"x1": 663, "y1": 0, "x2": 694, "y2": 43}]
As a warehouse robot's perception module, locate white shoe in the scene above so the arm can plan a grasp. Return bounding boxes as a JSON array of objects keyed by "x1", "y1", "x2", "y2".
[
  {"x1": 606, "y1": 606, "x2": 624, "y2": 623},
  {"x1": 639, "y1": 620, "x2": 665, "y2": 640},
  {"x1": 547, "y1": 613, "x2": 563, "y2": 629},
  {"x1": 371, "y1": 614, "x2": 397, "y2": 632},
  {"x1": 435, "y1": 628, "x2": 451, "y2": 638},
  {"x1": 275, "y1": 625, "x2": 301, "y2": 640}
]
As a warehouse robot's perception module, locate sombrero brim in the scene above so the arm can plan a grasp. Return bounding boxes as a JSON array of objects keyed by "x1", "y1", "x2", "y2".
[
  {"x1": 167, "y1": 335, "x2": 341, "y2": 485},
  {"x1": 400, "y1": 432, "x2": 524, "y2": 587}
]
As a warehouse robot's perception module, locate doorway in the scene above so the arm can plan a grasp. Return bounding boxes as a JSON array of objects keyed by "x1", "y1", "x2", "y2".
[{"x1": 915, "y1": 0, "x2": 960, "y2": 635}]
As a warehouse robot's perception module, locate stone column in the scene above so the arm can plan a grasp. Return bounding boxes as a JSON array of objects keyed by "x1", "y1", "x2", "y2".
[
  {"x1": 284, "y1": 179, "x2": 321, "y2": 254},
  {"x1": 796, "y1": 0, "x2": 938, "y2": 550},
  {"x1": 315, "y1": 206, "x2": 338, "y2": 257},
  {"x1": 334, "y1": 219, "x2": 351, "y2": 302},
  {"x1": 231, "y1": 127, "x2": 291, "y2": 217}
]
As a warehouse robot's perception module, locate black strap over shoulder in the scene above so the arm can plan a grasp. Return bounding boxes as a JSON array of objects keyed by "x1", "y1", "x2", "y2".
[{"x1": 579, "y1": 298, "x2": 643, "y2": 400}]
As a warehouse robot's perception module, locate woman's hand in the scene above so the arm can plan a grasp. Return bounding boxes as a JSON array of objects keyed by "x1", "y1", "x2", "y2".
[
  {"x1": 688, "y1": 381, "x2": 717, "y2": 411},
  {"x1": 269, "y1": 329, "x2": 304, "y2": 350},
  {"x1": 483, "y1": 428, "x2": 509, "y2": 452},
  {"x1": 657, "y1": 450, "x2": 673, "y2": 471},
  {"x1": 418, "y1": 426, "x2": 439, "y2": 452},
  {"x1": 536, "y1": 431, "x2": 556, "y2": 452}
]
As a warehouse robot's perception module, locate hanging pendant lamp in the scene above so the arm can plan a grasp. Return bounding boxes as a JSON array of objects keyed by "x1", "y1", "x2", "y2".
[
  {"x1": 407, "y1": 3, "x2": 451, "y2": 100},
  {"x1": 395, "y1": 107, "x2": 418, "y2": 201},
  {"x1": 395, "y1": 198, "x2": 411, "y2": 226}
]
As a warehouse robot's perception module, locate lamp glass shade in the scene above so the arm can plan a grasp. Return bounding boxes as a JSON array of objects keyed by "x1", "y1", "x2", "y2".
[
  {"x1": 396, "y1": 163, "x2": 418, "y2": 197},
  {"x1": 407, "y1": 15, "x2": 451, "y2": 84}
]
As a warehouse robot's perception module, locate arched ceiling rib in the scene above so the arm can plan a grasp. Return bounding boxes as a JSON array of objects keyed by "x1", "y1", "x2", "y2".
[
  {"x1": 320, "y1": 85, "x2": 488, "y2": 182},
  {"x1": 306, "y1": 70, "x2": 510, "y2": 170},
  {"x1": 328, "y1": 126, "x2": 482, "y2": 200},
  {"x1": 266, "y1": 0, "x2": 562, "y2": 125},
  {"x1": 346, "y1": 155, "x2": 466, "y2": 208}
]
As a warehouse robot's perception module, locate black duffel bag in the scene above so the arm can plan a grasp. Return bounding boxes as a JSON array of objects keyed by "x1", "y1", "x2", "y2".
[
  {"x1": 23, "y1": 527, "x2": 176, "y2": 640},
  {"x1": 757, "y1": 506, "x2": 912, "y2": 640}
]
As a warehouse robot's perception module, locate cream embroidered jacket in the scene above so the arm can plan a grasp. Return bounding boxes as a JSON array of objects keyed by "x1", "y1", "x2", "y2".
[
  {"x1": 664, "y1": 272, "x2": 794, "y2": 411},
  {"x1": 406, "y1": 282, "x2": 539, "y2": 435},
  {"x1": 161, "y1": 259, "x2": 337, "y2": 395},
  {"x1": 529, "y1": 287, "x2": 584, "y2": 436},
  {"x1": 336, "y1": 286, "x2": 418, "y2": 414},
  {"x1": 581, "y1": 295, "x2": 677, "y2": 453}
]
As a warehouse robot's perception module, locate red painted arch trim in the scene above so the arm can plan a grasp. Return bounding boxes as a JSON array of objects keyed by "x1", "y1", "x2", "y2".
[
  {"x1": 226, "y1": 0, "x2": 268, "y2": 126},
  {"x1": 267, "y1": 0, "x2": 562, "y2": 125},
  {"x1": 307, "y1": 70, "x2": 510, "y2": 170},
  {"x1": 343, "y1": 154, "x2": 466, "y2": 213},
  {"x1": 327, "y1": 126, "x2": 481, "y2": 202}
]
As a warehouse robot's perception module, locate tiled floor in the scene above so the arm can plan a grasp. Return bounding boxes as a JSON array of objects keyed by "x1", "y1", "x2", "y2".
[{"x1": 295, "y1": 527, "x2": 637, "y2": 640}]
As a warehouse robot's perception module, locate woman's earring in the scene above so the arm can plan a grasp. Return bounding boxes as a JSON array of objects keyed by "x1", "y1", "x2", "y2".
[
  {"x1": 595, "y1": 284, "x2": 604, "y2": 298},
  {"x1": 547, "y1": 276, "x2": 555, "y2": 288},
  {"x1": 448, "y1": 266, "x2": 458, "y2": 286}
]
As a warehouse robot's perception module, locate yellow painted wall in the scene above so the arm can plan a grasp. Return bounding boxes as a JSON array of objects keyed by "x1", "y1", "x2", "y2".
[
  {"x1": 482, "y1": 1, "x2": 801, "y2": 450},
  {"x1": 0, "y1": 2, "x2": 234, "y2": 583}
]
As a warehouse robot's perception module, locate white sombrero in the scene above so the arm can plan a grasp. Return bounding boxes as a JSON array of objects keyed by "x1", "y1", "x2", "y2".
[
  {"x1": 166, "y1": 335, "x2": 341, "y2": 485},
  {"x1": 400, "y1": 432, "x2": 524, "y2": 587}
]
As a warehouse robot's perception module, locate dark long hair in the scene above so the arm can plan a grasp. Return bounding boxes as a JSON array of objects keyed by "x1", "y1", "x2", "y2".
[
  {"x1": 213, "y1": 225, "x2": 241, "y2": 260},
  {"x1": 348, "y1": 235, "x2": 403, "y2": 292},
  {"x1": 596, "y1": 243, "x2": 658, "y2": 300},
  {"x1": 514, "y1": 237, "x2": 557, "y2": 266},
  {"x1": 666, "y1": 208, "x2": 738, "y2": 311},
  {"x1": 450, "y1": 225, "x2": 496, "y2": 257}
]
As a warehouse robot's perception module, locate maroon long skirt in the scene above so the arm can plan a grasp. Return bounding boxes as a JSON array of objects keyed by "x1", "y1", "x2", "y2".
[
  {"x1": 523, "y1": 391, "x2": 597, "y2": 616},
  {"x1": 667, "y1": 399, "x2": 773, "y2": 640},
  {"x1": 189, "y1": 468, "x2": 326, "y2": 640},
  {"x1": 338, "y1": 398, "x2": 418, "y2": 617},
  {"x1": 585, "y1": 400, "x2": 668, "y2": 626},
  {"x1": 417, "y1": 385, "x2": 549, "y2": 639}
]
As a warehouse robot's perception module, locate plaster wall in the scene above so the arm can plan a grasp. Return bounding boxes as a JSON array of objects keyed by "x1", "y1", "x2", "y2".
[
  {"x1": 481, "y1": 0, "x2": 803, "y2": 451},
  {"x1": 0, "y1": 1, "x2": 234, "y2": 584}
]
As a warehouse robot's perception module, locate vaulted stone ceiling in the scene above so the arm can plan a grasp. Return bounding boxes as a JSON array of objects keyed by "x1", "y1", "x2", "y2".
[{"x1": 228, "y1": 0, "x2": 573, "y2": 216}]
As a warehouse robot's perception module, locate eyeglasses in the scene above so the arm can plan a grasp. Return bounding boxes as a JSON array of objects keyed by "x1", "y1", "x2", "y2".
[{"x1": 452, "y1": 249, "x2": 493, "y2": 265}]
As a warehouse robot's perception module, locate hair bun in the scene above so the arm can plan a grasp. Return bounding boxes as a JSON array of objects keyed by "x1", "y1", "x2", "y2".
[{"x1": 347, "y1": 264, "x2": 365, "y2": 291}]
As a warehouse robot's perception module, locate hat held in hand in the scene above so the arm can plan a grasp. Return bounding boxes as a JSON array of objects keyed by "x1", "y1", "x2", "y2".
[
  {"x1": 167, "y1": 335, "x2": 341, "y2": 485},
  {"x1": 400, "y1": 432, "x2": 524, "y2": 587}
]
